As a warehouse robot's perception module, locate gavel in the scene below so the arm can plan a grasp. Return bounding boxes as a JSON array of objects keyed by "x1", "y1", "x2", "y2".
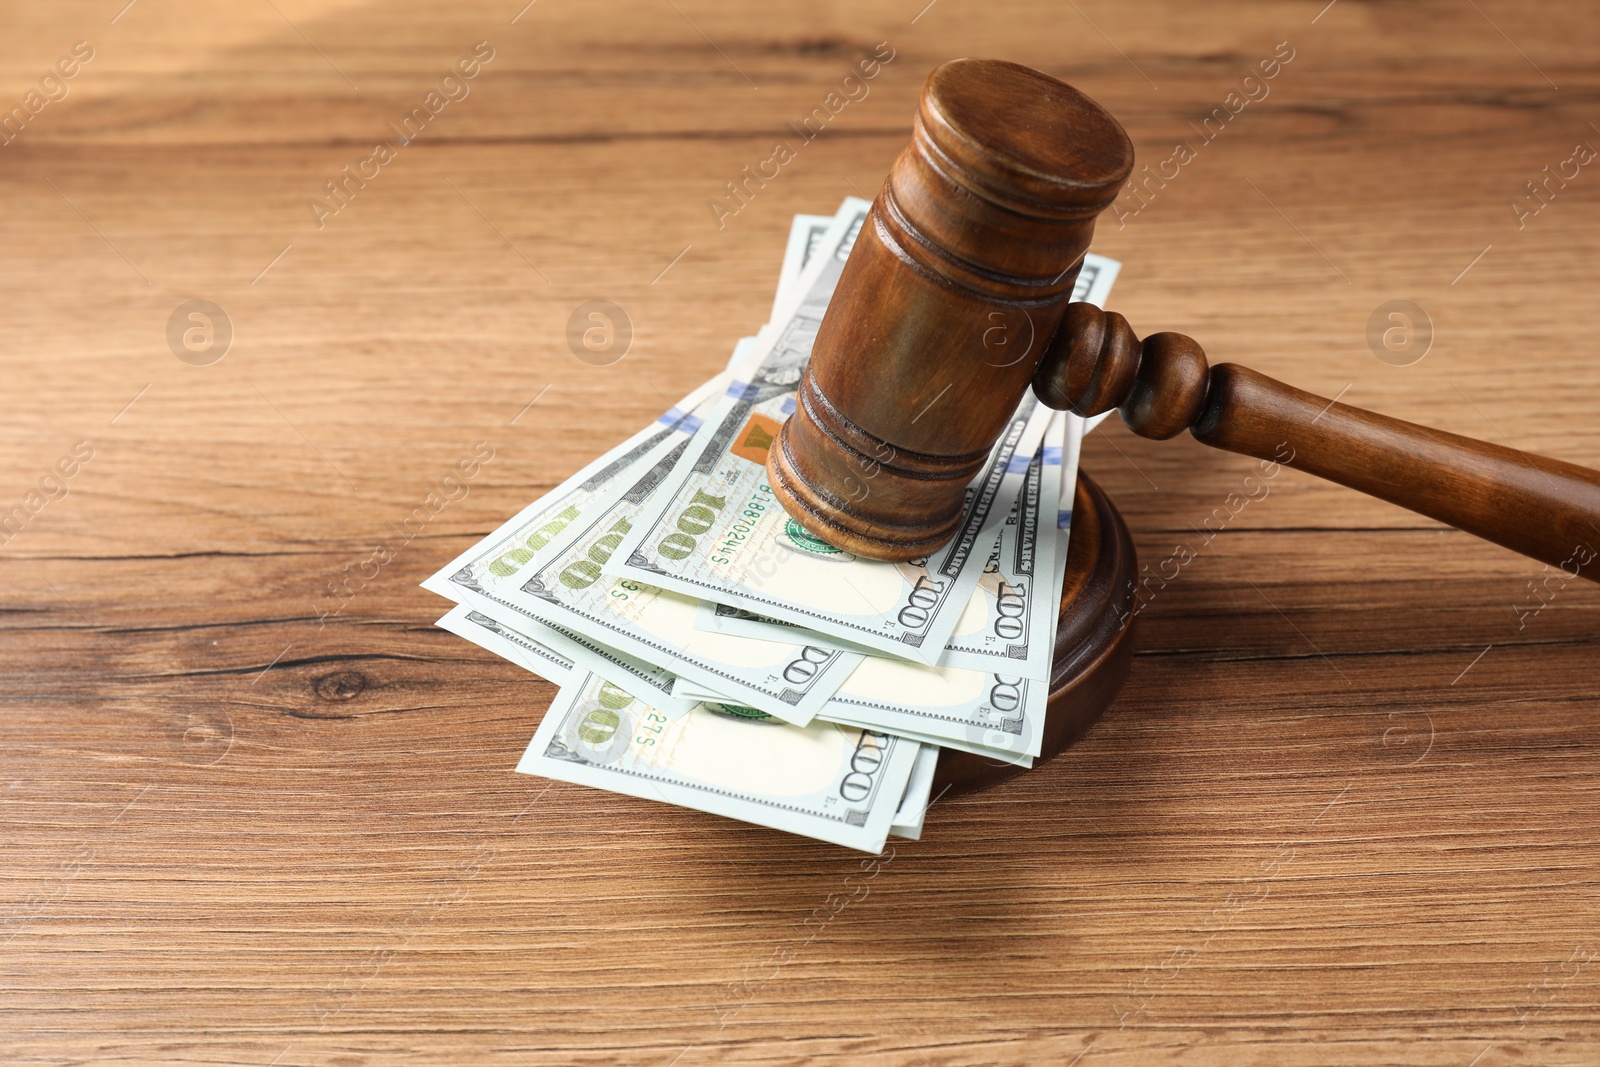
[{"x1": 767, "y1": 58, "x2": 1600, "y2": 577}]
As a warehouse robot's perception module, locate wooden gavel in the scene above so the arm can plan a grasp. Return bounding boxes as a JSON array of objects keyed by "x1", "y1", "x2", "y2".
[{"x1": 768, "y1": 58, "x2": 1600, "y2": 577}]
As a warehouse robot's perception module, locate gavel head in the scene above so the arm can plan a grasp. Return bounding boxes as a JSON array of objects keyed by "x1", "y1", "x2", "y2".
[{"x1": 767, "y1": 58, "x2": 1134, "y2": 561}]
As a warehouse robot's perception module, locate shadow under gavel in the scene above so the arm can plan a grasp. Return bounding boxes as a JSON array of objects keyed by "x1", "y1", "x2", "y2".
[{"x1": 768, "y1": 58, "x2": 1600, "y2": 579}]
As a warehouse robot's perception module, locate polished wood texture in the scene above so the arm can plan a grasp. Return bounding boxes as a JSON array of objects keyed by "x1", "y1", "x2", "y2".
[
  {"x1": 770, "y1": 59, "x2": 1132, "y2": 560},
  {"x1": 5, "y1": 2, "x2": 1600, "y2": 1065},
  {"x1": 1037, "y1": 303, "x2": 1600, "y2": 576}
]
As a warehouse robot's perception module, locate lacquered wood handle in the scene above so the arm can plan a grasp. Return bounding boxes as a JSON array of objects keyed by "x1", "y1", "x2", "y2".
[{"x1": 1034, "y1": 302, "x2": 1600, "y2": 578}]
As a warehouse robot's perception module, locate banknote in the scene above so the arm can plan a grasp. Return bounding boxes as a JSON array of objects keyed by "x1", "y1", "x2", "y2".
[
  {"x1": 680, "y1": 681, "x2": 1037, "y2": 767},
  {"x1": 518, "y1": 670, "x2": 919, "y2": 853},
  {"x1": 929, "y1": 414, "x2": 1072, "y2": 678},
  {"x1": 839, "y1": 717, "x2": 1033, "y2": 769},
  {"x1": 425, "y1": 373, "x2": 726, "y2": 597},
  {"x1": 675, "y1": 428, "x2": 1068, "y2": 759},
  {"x1": 500, "y1": 431, "x2": 865, "y2": 726},
  {"x1": 615, "y1": 202, "x2": 1057, "y2": 664},
  {"x1": 1051, "y1": 401, "x2": 1085, "y2": 611},
  {"x1": 443, "y1": 602, "x2": 935, "y2": 839},
  {"x1": 436, "y1": 603, "x2": 572, "y2": 685},
  {"x1": 619, "y1": 390, "x2": 1051, "y2": 666},
  {"x1": 695, "y1": 414, "x2": 1078, "y2": 683},
  {"x1": 452, "y1": 592, "x2": 703, "y2": 713},
  {"x1": 423, "y1": 377, "x2": 735, "y2": 714},
  {"x1": 684, "y1": 635, "x2": 1049, "y2": 758},
  {"x1": 772, "y1": 213, "x2": 833, "y2": 319},
  {"x1": 888, "y1": 744, "x2": 940, "y2": 841},
  {"x1": 779, "y1": 416, "x2": 1070, "y2": 758}
]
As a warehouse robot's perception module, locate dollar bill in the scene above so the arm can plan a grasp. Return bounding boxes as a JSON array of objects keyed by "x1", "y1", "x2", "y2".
[
  {"x1": 687, "y1": 638, "x2": 1048, "y2": 758},
  {"x1": 436, "y1": 604, "x2": 573, "y2": 685},
  {"x1": 817, "y1": 417, "x2": 1087, "y2": 767},
  {"x1": 694, "y1": 414, "x2": 1078, "y2": 682},
  {"x1": 620, "y1": 391, "x2": 1050, "y2": 666},
  {"x1": 931, "y1": 414, "x2": 1072, "y2": 678},
  {"x1": 435, "y1": 542, "x2": 700, "y2": 715},
  {"x1": 845, "y1": 718, "x2": 1031, "y2": 769},
  {"x1": 1051, "y1": 401, "x2": 1085, "y2": 618},
  {"x1": 425, "y1": 373, "x2": 726, "y2": 597},
  {"x1": 682, "y1": 686, "x2": 1034, "y2": 768},
  {"x1": 888, "y1": 744, "x2": 940, "y2": 841},
  {"x1": 499, "y1": 429, "x2": 865, "y2": 725},
  {"x1": 442, "y1": 601, "x2": 942, "y2": 837},
  {"x1": 518, "y1": 670, "x2": 919, "y2": 853},
  {"x1": 772, "y1": 213, "x2": 833, "y2": 319},
  {"x1": 423, "y1": 377, "x2": 737, "y2": 714},
  {"x1": 777, "y1": 418, "x2": 1083, "y2": 760},
  {"x1": 455, "y1": 594, "x2": 704, "y2": 713}
]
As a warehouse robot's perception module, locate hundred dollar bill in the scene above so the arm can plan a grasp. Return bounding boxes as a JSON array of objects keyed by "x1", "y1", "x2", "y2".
[
  {"x1": 424, "y1": 376, "x2": 737, "y2": 714},
  {"x1": 615, "y1": 201, "x2": 1056, "y2": 664},
  {"x1": 450, "y1": 594, "x2": 701, "y2": 713},
  {"x1": 620, "y1": 392, "x2": 1050, "y2": 666},
  {"x1": 444, "y1": 587, "x2": 943, "y2": 838},
  {"x1": 889, "y1": 744, "x2": 940, "y2": 841},
  {"x1": 682, "y1": 684, "x2": 1033, "y2": 767},
  {"x1": 695, "y1": 415, "x2": 1077, "y2": 682},
  {"x1": 500, "y1": 431, "x2": 865, "y2": 726},
  {"x1": 518, "y1": 670, "x2": 919, "y2": 853},
  {"x1": 436, "y1": 604, "x2": 572, "y2": 685},
  {"x1": 932, "y1": 414, "x2": 1073, "y2": 678},
  {"x1": 772, "y1": 213, "x2": 834, "y2": 319},
  {"x1": 793, "y1": 424, "x2": 1077, "y2": 758},
  {"x1": 820, "y1": 704, "x2": 1037, "y2": 764},
  {"x1": 433, "y1": 537, "x2": 698, "y2": 714},
  {"x1": 424, "y1": 374, "x2": 727, "y2": 599},
  {"x1": 677, "y1": 447, "x2": 1064, "y2": 759},
  {"x1": 686, "y1": 638, "x2": 1049, "y2": 758},
  {"x1": 1052, "y1": 402, "x2": 1085, "y2": 608}
]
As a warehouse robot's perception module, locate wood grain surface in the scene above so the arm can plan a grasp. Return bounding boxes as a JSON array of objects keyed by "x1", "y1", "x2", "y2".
[{"x1": 3, "y1": 2, "x2": 1597, "y2": 1064}]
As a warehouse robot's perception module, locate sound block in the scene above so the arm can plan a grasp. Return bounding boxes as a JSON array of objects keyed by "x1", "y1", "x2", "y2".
[{"x1": 931, "y1": 470, "x2": 1138, "y2": 798}]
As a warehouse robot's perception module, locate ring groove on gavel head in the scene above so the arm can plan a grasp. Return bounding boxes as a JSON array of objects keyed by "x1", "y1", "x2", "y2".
[{"x1": 767, "y1": 58, "x2": 1135, "y2": 561}]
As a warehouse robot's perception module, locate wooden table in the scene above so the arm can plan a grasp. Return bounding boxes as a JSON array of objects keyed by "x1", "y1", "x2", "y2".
[{"x1": 5, "y1": 2, "x2": 1597, "y2": 1063}]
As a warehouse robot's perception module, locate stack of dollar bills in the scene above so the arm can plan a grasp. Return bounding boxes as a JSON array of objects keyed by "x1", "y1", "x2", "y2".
[{"x1": 424, "y1": 197, "x2": 1120, "y2": 852}]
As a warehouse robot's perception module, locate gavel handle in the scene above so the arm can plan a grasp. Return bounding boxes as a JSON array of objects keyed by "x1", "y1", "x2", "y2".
[
  {"x1": 1196, "y1": 365, "x2": 1600, "y2": 577},
  {"x1": 1036, "y1": 304, "x2": 1600, "y2": 579}
]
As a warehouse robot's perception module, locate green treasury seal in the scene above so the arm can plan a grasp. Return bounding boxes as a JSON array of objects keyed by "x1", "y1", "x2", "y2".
[{"x1": 781, "y1": 518, "x2": 853, "y2": 561}]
